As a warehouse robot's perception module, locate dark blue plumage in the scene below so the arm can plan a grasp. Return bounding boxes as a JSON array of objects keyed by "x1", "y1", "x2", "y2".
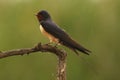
[{"x1": 36, "y1": 10, "x2": 91, "y2": 55}]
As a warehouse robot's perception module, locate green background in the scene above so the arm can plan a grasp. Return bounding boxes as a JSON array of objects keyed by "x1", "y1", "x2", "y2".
[{"x1": 0, "y1": 0, "x2": 120, "y2": 80}]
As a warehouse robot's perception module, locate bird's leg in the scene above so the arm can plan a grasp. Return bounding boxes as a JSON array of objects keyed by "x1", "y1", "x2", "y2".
[
  {"x1": 54, "y1": 43, "x2": 58, "y2": 48},
  {"x1": 54, "y1": 41, "x2": 61, "y2": 48},
  {"x1": 45, "y1": 39, "x2": 53, "y2": 45},
  {"x1": 45, "y1": 42, "x2": 52, "y2": 45}
]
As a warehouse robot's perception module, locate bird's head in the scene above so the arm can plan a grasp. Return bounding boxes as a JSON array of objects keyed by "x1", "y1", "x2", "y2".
[{"x1": 36, "y1": 10, "x2": 51, "y2": 22}]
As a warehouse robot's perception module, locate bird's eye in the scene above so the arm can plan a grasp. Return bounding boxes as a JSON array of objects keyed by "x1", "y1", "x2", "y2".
[{"x1": 37, "y1": 14, "x2": 44, "y2": 21}]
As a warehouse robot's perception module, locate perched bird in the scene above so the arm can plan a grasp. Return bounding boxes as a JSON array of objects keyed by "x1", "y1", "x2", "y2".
[{"x1": 36, "y1": 10, "x2": 91, "y2": 55}]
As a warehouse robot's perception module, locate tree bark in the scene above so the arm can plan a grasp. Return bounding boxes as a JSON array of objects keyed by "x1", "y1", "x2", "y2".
[{"x1": 0, "y1": 43, "x2": 67, "y2": 80}]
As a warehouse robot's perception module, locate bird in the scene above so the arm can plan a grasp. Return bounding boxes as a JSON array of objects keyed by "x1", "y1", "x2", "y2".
[{"x1": 36, "y1": 10, "x2": 91, "y2": 55}]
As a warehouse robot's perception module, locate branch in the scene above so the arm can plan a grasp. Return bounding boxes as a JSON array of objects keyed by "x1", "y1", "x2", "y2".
[{"x1": 0, "y1": 43, "x2": 67, "y2": 80}]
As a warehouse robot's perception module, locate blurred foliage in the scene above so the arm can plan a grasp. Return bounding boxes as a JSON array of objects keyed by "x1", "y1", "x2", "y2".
[{"x1": 0, "y1": 0, "x2": 120, "y2": 80}]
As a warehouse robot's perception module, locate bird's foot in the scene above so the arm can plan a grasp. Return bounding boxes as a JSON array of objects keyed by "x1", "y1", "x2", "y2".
[
  {"x1": 54, "y1": 43, "x2": 58, "y2": 48},
  {"x1": 53, "y1": 43, "x2": 61, "y2": 48},
  {"x1": 45, "y1": 42, "x2": 59, "y2": 48},
  {"x1": 45, "y1": 42, "x2": 52, "y2": 45}
]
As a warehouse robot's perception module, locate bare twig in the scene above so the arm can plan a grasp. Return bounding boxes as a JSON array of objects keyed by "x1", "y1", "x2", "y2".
[{"x1": 0, "y1": 43, "x2": 67, "y2": 80}]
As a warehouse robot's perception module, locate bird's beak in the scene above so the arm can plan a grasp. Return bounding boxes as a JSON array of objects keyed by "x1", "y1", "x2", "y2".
[{"x1": 35, "y1": 14, "x2": 38, "y2": 16}]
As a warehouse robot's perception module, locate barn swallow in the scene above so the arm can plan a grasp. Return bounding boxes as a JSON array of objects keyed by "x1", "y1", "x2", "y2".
[{"x1": 36, "y1": 10, "x2": 91, "y2": 55}]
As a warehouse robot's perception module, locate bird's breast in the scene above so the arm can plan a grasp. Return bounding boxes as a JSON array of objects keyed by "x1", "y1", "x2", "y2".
[{"x1": 39, "y1": 25, "x2": 59, "y2": 43}]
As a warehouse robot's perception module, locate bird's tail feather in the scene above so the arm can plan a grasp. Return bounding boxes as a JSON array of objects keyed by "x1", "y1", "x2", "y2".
[
  {"x1": 62, "y1": 38, "x2": 91, "y2": 55},
  {"x1": 72, "y1": 40, "x2": 91, "y2": 55}
]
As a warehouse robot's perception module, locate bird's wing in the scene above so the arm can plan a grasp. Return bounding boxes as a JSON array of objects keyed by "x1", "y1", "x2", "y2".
[
  {"x1": 41, "y1": 21, "x2": 70, "y2": 41},
  {"x1": 40, "y1": 21, "x2": 91, "y2": 55}
]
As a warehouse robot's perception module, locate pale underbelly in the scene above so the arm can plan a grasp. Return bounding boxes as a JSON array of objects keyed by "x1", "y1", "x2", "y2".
[{"x1": 39, "y1": 25, "x2": 59, "y2": 43}]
